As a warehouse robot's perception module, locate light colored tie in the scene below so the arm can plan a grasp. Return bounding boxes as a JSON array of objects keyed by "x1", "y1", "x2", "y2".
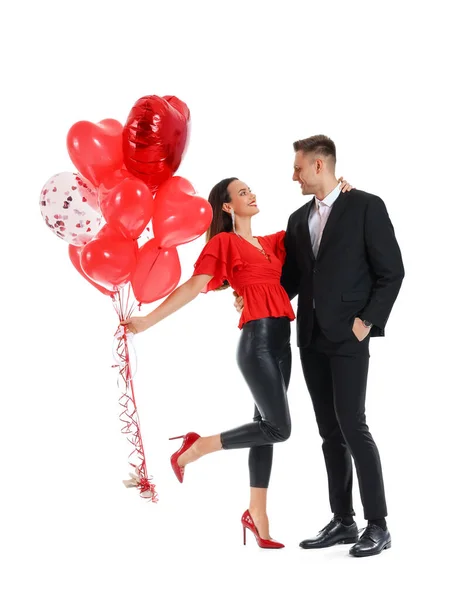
[
  {"x1": 312, "y1": 201, "x2": 330, "y2": 306},
  {"x1": 318, "y1": 201, "x2": 329, "y2": 247},
  {"x1": 312, "y1": 200, "x2": 329, "y2": 257}
]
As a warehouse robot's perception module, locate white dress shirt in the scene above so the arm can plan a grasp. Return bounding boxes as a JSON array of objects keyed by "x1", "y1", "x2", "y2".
[{"x1": 308, "y1": 183, "x2": 341, "y2": 257}]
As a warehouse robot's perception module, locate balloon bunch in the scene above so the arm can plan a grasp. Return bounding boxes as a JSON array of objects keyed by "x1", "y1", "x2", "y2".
[{"x1": 39, "y1": 95, "x2": 212, "y2": 502}]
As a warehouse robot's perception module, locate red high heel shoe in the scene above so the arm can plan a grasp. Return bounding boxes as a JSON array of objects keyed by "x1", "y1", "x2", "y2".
[
  {"x1": 169, "y1": 432, "x2": 201, "y2": 483},
  {"x1": 241, "y1": 510, "x2": 285, "y2": 549}
]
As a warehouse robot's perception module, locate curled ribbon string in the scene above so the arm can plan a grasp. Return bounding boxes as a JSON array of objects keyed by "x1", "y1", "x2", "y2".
[
  {"x1": 111, "y1": 285, "x2": 158, "y2": 503},
  {"x1": 112, "y1": 325, "x2": 137, "y2": 381}
]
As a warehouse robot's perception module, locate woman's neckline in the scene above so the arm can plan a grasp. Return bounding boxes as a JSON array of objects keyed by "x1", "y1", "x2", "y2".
[{"x1": 233, "y1": 233, "x2": 270, "y2": 261}]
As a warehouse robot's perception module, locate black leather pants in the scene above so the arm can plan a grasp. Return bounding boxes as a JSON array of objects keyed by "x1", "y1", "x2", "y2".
[{"x1": 220, "y1": 317, "x2": 292, "y2": 488}]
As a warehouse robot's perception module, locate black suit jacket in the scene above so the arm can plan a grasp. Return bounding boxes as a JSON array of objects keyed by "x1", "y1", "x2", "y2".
[{"x1": 281, "y1": 189, "x2": 405, "y2": 347}]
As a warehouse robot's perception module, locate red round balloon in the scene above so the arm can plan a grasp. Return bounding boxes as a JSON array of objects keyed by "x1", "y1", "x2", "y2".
[
  {"x1": 67, "y1": 119, "x2": 124, "y2": 187},
  {"x1": 99, "y1": 172, "x2": 153, "y2": 240},
  {"x1": 132, "y1": 240, "x2": 181, "y2": 304},
  {"x1": 152, "y1": 177, "x2": 213, "y2": 248},
  {"x1": 68, "y1": 244, "x2": 115, "y2": 297},
  {"x1": 122, "y1": 95, "x2": 190, "y2": 193},
  {"x1": 80, "y1": 225, "x2": 138, "y2": 290}
]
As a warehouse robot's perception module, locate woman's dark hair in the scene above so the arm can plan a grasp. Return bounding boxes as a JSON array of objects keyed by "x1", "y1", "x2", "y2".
[
  {"x1": 206, "y1": 177, "x2": 238, "y2": 243},
  {"x1": 205, "y1": 177, "x2": 238, "y2": 291}
]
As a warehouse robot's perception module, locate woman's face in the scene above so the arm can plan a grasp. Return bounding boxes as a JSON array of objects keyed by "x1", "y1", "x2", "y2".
[{"x1": 225, "y1": 180, "x2": 259, "y2": 217}]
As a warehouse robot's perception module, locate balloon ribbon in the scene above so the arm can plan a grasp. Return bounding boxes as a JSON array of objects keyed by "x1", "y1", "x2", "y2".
[{"x1": 112, "y1": 285, "x2": 157, "y2": 502}]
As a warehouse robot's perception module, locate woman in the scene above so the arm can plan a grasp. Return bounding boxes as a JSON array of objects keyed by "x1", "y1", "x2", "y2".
[{"x1": 122, "y1": 176, "x2": 351, "y2": 548}]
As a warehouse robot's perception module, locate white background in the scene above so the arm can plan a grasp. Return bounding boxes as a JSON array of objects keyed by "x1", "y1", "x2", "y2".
[{"x1": 2, "y1": 0, "x2": 473, "y2": 598}]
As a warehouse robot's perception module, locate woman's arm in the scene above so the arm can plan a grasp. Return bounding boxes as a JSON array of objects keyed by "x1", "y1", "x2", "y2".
[{"x1": 121, "y1": 274, "x2": 212, "y2": 334}]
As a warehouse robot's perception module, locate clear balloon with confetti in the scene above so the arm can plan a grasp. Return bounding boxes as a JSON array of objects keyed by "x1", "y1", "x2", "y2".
[{"x1": 39, "y1": 172, "x2": 103, "y2": 246}]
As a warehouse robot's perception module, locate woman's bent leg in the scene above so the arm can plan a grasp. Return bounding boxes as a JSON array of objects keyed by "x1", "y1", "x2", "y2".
[{"x1": 221, "y1": 318, "x2": 292, "y2": 450}]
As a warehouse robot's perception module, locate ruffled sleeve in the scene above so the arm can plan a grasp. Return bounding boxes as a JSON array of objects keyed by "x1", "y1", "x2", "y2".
[
  {"x1": 260, "y1": 231, "x2": 287, "y2": 263},
  {"x1": 193, "y1": 233, "x2": 243, "y2": 293}
]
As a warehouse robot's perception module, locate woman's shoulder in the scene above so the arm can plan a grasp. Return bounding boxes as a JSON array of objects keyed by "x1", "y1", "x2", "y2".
[
  {"x1": 258, "y1": 231, "x2": 286, "y2": 258},
  {"x1": 207, "y1": 231, "x2": 234, "y2": 243},
  {"x1": 258, "y1": 230, "x2": 285, "y2": 243},
  {"x1": 212, "y1": 231, "x2": 234, "y2": 240},
  {"x1": 259, "y1": 229, "x2": 285, "y2": 237},
  {"x1": 201, "y1": 231, "x2": 236, "y2": 255}
]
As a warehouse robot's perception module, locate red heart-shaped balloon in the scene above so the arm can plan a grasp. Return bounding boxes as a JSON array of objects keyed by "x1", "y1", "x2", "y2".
[
  {"x1": 152, "y1": 177, "x2": 213, "y2": 248},
  {"x1": 67, "y1": 119, "x2": 124, "y2": 187},
  {"x1": 132, "y1": 240, "x2": 181, "y2": 304},
  {"x1": 99, "y1": 170, "x2": 154, "y2": 240},
  {"x1": 80, "y1": 225, "x2": 138, "y2": 290},
  {"x1": 163, "y1": 95, "x2": 190, "y2": 120},
  {"x1": 68, "y1": 244, "x2": 115, "y2": 297},
  {"x1": 122, "y1": 95, "x2": 190, "y2": 193},
  {"x1": 163, "y1": 95, "x2": 191, "y2": 164}
]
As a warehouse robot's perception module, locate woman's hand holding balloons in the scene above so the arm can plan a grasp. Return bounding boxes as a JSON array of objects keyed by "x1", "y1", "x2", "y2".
[{"x1": 120, "y1": 315, "x2": 151, "y2": 335}]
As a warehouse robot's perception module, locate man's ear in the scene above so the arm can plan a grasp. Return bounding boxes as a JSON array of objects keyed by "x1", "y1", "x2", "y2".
[{"x1": 314, "y1": 158, "x2": 324, "y2": 173}]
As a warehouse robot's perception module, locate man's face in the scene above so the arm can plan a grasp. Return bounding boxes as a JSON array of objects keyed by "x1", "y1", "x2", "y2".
[{"x1": 292, "y1": 150, "x2": 321, "y2": 194}]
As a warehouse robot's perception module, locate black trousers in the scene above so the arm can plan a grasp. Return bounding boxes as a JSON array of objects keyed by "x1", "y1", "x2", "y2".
[
  {"x1": 220, "y1": 317, "x2": 292, "y2": 488},
  {"x1": 300, "y1": 313, "x2": 387, "y2": 520}
]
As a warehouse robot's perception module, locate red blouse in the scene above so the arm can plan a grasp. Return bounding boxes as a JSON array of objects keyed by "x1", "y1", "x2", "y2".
[{"x1": 193, "y1": 231, "x2": 295, "y2": 329}]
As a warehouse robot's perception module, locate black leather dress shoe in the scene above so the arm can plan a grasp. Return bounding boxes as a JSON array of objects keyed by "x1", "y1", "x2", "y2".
[
  {"x1": 349, "y1": 524, "x2": 391, "y2": 557},
  {"x1": 300, "y1": 519, "x2": 359, "y2": 549}
]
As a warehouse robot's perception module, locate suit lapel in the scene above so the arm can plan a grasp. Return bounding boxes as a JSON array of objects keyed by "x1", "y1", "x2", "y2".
[{"x1": 316, "y1": 191, "x2": 350, "y2": 261}]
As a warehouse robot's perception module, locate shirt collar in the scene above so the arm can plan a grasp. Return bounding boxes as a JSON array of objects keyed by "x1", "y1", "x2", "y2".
[{"x1": 318, "y1": 182, "x2": 341, "y2": 207}]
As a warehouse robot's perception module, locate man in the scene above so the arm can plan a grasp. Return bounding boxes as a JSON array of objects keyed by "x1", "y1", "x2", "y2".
[{"x1": 235, "y1": 135, "x2": 404, "y2": 557}]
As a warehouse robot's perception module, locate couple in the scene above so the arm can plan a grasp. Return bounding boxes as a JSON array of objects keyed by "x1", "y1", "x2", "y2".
[{"x1": 123, "y1": 134, "x2": 405, "y2": 557}]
